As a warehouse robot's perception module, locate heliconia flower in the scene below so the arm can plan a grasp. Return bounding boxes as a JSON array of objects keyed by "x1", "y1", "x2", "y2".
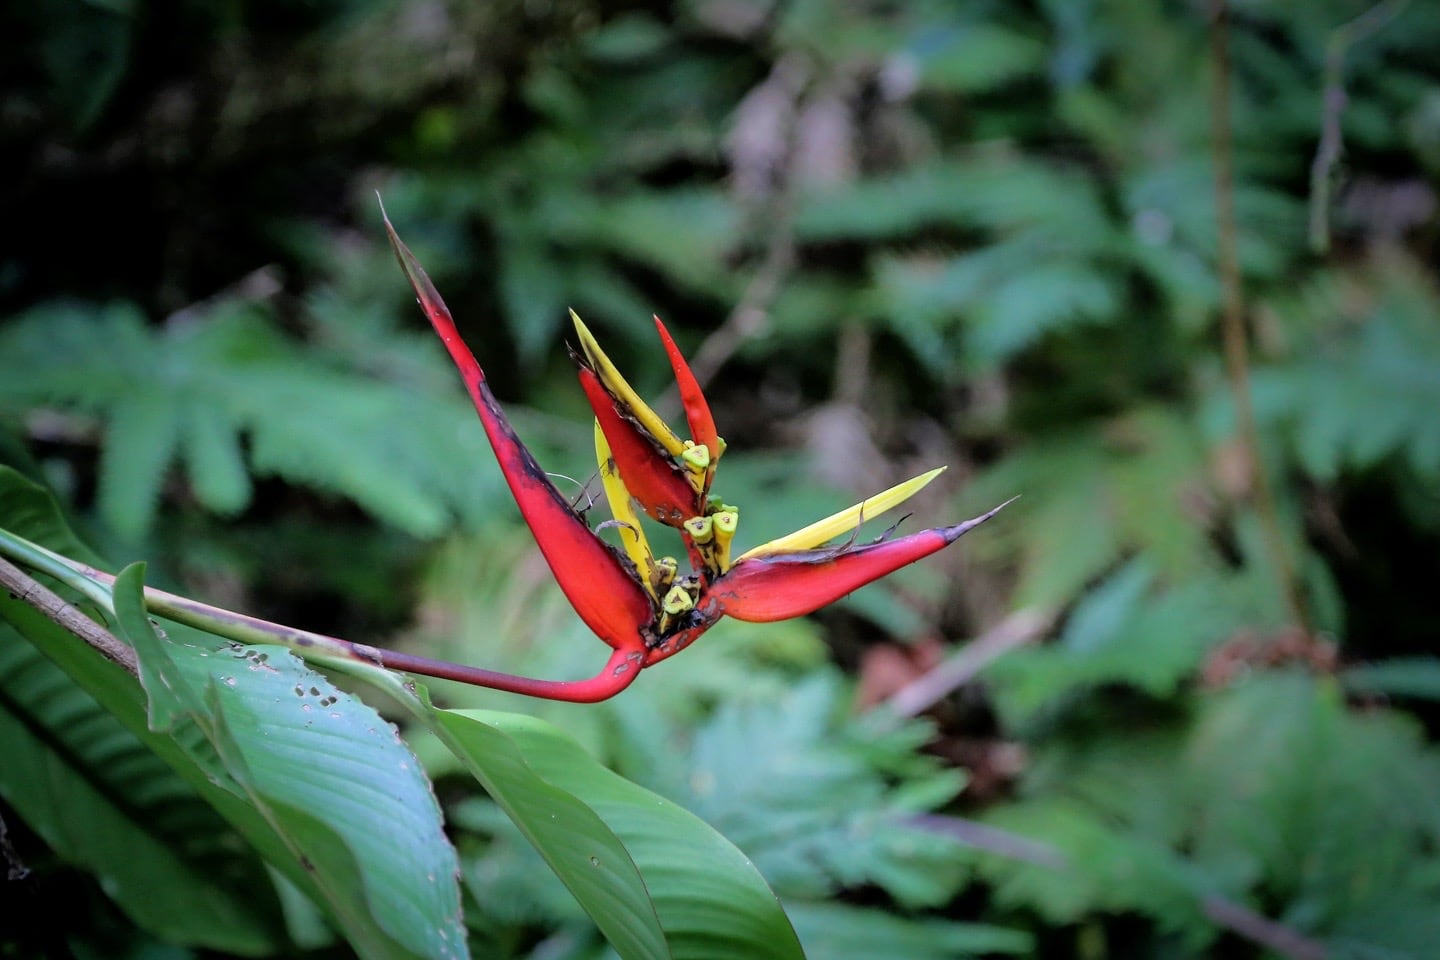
[{"x1": 385, "y1": 209, "x2": 1009, "y2": 701}]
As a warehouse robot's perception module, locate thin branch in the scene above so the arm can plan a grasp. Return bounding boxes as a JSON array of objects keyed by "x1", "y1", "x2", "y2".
[
  {"x1": 1209, "y1": 0, "x2": 1313, "y2": 636},
  {"x1": 73, "y1": 561, "x2": 643, "y2": 703},
  {"x1": 685, "y1": 214, "x2": 797, "y2": 389},
  {"x1": 1308, "y1": 0, "x2": 1410, "y2": 253},
  {"x1": 0, "y1": 555, "x2": 137, "y2": 677},
  {"x1": 680, "y1": 57, "x2": 808, "y2": 391},
  {"x1": 905, "y1": 813, "x2": 1066, "y2": 869},
  {"x1": 1203, "y1": 895, "x2": 1327, "y2": 960},
  {"x1": 0, "y1": 530, "x2": 642, "y2": 703},
  {"x1": 880, "y1": 608, "x2": 1054, "y2": 717}
]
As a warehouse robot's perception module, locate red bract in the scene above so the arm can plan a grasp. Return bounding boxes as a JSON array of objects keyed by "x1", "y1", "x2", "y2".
[
  {"x1": 651, "y1": 315, "x2": 720, "y2": 492},
  {"x1": 577, "y1": 365, "x2": 698, "y2": 526},
  {"x1": 385, "y1": 212, "x2": 1009, "y2": 702},
  {"x1": 699, "y1": 511, "x2": 1009, "y2": 624},
  {"x1": 384, "y1": 218, "x2": 651, "y2": 702}
]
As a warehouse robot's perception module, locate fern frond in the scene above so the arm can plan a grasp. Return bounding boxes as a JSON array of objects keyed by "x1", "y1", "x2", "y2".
[{"x1": 0, "y1": 298, "x2": 518, "y2": 539}]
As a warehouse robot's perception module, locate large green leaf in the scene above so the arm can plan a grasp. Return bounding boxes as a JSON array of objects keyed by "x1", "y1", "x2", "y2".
[
  {"x1": 111, "y1": 564, "x2": 467, "y2": 960},
  {"x1": 0, "y1": 472, "x2": 327, "y2": 935},
  {"x1": 435, "y1": 708, "x2": 805, "y2": 960},
  {"x1": 433, "y1": 708, "x2": 669, "y2": 960},
  {"x1": 0, "y1": 579, "x2": 322, "y2": 945},
  {"x1": 0, "y1": 630, "x2": 283, "y2": 954},
  {"x1": 1, "y1": 465, "x2": 469, "y2": 959}
]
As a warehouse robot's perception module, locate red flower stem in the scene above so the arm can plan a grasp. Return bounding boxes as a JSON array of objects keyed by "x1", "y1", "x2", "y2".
[{"x1": 61, "y1": 560, "x2": 644, "y2": 703}]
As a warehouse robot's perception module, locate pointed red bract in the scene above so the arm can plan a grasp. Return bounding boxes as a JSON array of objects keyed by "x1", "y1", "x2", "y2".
[
  {"x1": 653, "y1": 316, "x2": 719, "y2": 475},
  {"x1": 700, "y1": 507, "x2": 1006, "y2": 623},
  {"x1": 579, "y1": 366, "x2": 700, "y2": 526},
  {"x1": 385, "y1": 216, "x2": 653, "y2": 650}
]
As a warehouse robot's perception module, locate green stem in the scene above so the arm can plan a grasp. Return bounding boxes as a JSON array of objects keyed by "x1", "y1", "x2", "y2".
[
  {"x1": 0, "y1": 526, "x2": 642, "y2": 703},
  {"x1": 0, "y1": 528, "x2": 115, "y2": 612}
]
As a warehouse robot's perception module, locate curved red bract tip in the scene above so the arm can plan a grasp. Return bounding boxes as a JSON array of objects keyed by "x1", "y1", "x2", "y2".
[
  {"x1": 652, "y1": 315, "x2": 719, "y2": 474},
  {"x1": 386, "y1": 217, "x2": 653, "y2": 649},
  {"x1": 702, "y1": 504, "x2": 1009, "y2": 623}
]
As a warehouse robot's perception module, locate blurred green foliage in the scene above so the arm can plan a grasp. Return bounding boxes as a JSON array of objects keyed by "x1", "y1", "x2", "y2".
[{"x1": 3, "y1": 0, "x2": 1440, "y2": 957}]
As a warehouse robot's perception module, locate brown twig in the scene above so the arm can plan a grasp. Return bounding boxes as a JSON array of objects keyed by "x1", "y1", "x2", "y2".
[
  {"x1": 906, "y1": 813, "x2": 1067, "y2": 869},
  {"x1": 680, "y1": 57, "x2": 808, "y2": 391},
  {"x1": 0, "y1": 555, "x2": 138, "y2": 678},
  {"x1": 1209, "y1": 0, "x2": 1313, "y2": 636},
  {"x1": 1202, "y1": 895, "x2": 1328, "y2": 960},
  {"x1": 686, "y1": 216, "x2": 797, "y2": 389},
  {"x1": 881, "y1": 608, "x2": 1053, "y2": 717}
]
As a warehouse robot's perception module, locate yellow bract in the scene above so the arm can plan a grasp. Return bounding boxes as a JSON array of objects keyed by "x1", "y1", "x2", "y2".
[
  {"x1": 593, "y1": 420, "x2": 659, "y2": 598},
  {"x1": 571, "y1": 310, "x2": 686, "y2": 457},
  {"x1": 738, "y1": 467, "x2": 947, "y2": 560}
]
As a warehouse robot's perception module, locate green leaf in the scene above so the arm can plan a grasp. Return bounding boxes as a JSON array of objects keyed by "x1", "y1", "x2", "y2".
[
  {"x1": 969, "y1": 261, "x2": 1121, "y2": 363},
  {"x1": 436, "y1": 708, "x2": 806, "y2": 960},
  {"x1": 0, "y1": 466, "x2": 104, "y2": 565},
  {"x1": 785, "y1": 901, "x2": 1030, "y2": 960},
  {"x1": 40, "y1": 2, "x2": 134, "y2": 131},
  {"x1": 433, "y1": 709, "x2": 669, "y2": 959},
  {"x1": 1182, "y1": 671, "x2": 1440, "y2": 918},
  {"x1": 0, "y1": 629, "x2": 284, "y2": 953},
  {"x1": 98, "y1": 389, "x2": 182, "y2": 541},
  {"x1": 495, "y1": 231, "x2": 569, "y2": 368},
  {"x1": 653, "y1": 676, "x2": 969, "y2": 909},
  {"x1": 111, "y1": 566, "x2": 467, "y2": 960},
  {"x1": 975, "y1": 797, "x2": 1212, "y2": 941},
  {"x1": 0, "y1": 301, "x2": 511, "y2": 538},
  {"x1": 583, "y1": 13, "x2": 671, "y2": 62},
  {"x1": 910, "y1": 23, "x2": 1047, "y2": 93},
  {"x1": 182, "y1": 402, "x2": 252, "y2": 514},
  {"x1": 0, "y1": 571, "x2": 323, "y2": 949}
]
